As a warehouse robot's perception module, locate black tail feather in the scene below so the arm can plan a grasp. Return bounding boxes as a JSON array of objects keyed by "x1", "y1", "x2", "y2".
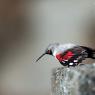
[
  {"x1": 90, "y1": 49, "x2": 95, "y2": 59},
  {"x1": 81, "y1": 46, "x2": 95, "y2": 59}
]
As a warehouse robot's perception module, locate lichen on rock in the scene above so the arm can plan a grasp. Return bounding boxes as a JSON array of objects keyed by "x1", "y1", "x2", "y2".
[{"x1": 51, "y1": 64, "x2": 95, "y2": 95}]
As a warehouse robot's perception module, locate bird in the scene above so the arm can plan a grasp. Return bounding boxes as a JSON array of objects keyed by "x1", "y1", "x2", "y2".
[{"x1": 36, "y1": 43, "x2": 95, "y2": 67}]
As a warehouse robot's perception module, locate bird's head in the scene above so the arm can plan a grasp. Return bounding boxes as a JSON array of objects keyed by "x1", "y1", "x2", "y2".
[{"x1": 36, "y1": 43, "x2": 59, "y2": 62}]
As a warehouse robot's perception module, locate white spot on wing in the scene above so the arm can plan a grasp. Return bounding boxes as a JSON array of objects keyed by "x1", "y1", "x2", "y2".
[
  {"x1": 74, "y1": 60, "x2": 78, "y2": 62},
  {"x1": 69, "y1": 63, "x2": 74, "y2": 65}
]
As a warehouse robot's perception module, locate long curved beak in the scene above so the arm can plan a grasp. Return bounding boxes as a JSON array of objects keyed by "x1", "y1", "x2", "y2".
[{"x1": 36, "y1": 53, "x2": 46, "y2": 62}]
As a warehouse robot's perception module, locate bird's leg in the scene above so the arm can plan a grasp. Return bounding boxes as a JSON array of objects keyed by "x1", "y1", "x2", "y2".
[{"x1": 68, "y1": 64, "x2": 70, "y2": 67}]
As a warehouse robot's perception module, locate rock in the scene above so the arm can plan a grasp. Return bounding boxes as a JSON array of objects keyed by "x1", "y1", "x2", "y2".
[{"x1": 51, "y1": 64, "x2": 95, "y2": 95}]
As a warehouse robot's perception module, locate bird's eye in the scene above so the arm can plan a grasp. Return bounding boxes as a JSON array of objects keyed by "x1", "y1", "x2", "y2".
[
  {"x1": 48, "y1": 50, "x2": 51, "y2": 54},
  {"x1": 46, "y1": 50, "x2": 52, "y2": 55}
]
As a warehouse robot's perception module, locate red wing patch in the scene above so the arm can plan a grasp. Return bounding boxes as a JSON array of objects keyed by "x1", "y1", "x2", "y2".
[{"x1": 56, "y1": 51, "x2": 74, "y2": 62}]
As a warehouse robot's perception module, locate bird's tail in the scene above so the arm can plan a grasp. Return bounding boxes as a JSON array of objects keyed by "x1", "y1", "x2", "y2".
[
  {"x1": 90, "y1": 49, "x2": 95, "y2": 59},
  {"x1": 81, "y1": 46, "x2": 95, "y2": 59}
]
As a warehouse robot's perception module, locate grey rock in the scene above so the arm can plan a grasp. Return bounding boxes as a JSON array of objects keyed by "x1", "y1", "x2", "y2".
[{"x1": 51, "y1": 64, "x2": 95, "y2": 95}]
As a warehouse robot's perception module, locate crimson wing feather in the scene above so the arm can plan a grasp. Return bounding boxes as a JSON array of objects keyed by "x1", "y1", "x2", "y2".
[{"x1": 56, "y1": 47, "x2": 86, "y2": 67}]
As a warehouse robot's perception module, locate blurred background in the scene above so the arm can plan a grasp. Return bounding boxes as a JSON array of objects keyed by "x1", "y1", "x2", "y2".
[{"x1": 0, "y1": 0, "x2": 95, "y2": 95}]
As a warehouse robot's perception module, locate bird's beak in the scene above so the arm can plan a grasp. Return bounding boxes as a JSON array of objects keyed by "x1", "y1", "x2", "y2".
[{"x1": 36, "y1": 53, "x2": 46, "y2": 62}]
